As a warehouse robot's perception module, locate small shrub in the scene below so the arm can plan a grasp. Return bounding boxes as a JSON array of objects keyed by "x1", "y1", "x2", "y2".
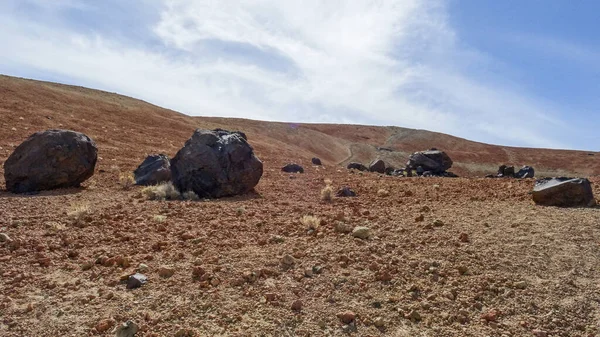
[
  {"x1": 182, "y1": 191, "x2": 200, "y2": 201},
  {"x1": 141, "y1": 182, "x2": 181, "y2": 201},
  {"x1": 67, "y1": 203, "x2": 91, "y2": 226},
  {"x1": 300, "y1": 215, "x2": 321, "y2": 230},
  {"x1": 119, "y1": 173, "x2": 135, "y2": 190},
  {"x1": 236, "y1": 207, "x2": 246, "y2": 216},
  {"x1": 153, "y1": 215, "x2": 167, "y2": 223},
  {"x1": 321, "y1": 185, "x2": 333, "y2": 202},
  {"x1": 324, "y1": 179, "x2": 333, "y2": 185}
]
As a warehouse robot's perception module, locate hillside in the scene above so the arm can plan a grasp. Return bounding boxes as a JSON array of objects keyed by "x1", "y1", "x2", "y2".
[{"x1": 0, "y1": 75, "x2": 598, "y2": 179}]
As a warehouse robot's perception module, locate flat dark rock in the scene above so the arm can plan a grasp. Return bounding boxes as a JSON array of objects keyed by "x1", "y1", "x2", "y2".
[
  {"x1": 532, "y1": 177, "x2": 596, "y2": 207},
  {"x1": 347, "y1": 162, "x2": 368, "y2": 171},
  {"x1": 127, "y1": 273, "x2": 148, "y2": 289},
  {"x1": 133, "y1": 154, "x2": 171, "y2": 186},
  {"x1": 369, "y1": 159, "x2": 386, "y2": 173},
  {"x1": 311, "y1": 158, "x2": 322, "y2": 166},
  {"x1": 282, "y1": 163, "x2": 304, "y2": 173},
  {"x1": 336, "y1": 187, "x2": 357, "y2": 197}
]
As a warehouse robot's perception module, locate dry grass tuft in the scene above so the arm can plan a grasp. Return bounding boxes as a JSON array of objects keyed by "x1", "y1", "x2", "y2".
[
  {"x1": 300, "y1": 215, "x2": 321, "y2": 230},
  {"x1": 141, "y1": 182, "x2": 181, "y2": 201},
  {"x1": 321, "y1": 185, "x2": 334, "y2": 202},
  {"x1": 153, "y1": 215, "x2": 167, "y2": 223},
  {"x1": 67, "y1": 203, "x2": 91, "y2": 226},
  {"x1": 119, "y1": 173, "x2": 135, "y2": 190}
]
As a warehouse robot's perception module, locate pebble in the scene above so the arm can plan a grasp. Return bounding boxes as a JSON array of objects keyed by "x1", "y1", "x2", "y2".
[
  {"x1": 373, "y1": 317, "x2": 385, "y2": 328},
  {"x1": 158, "y1": 266, "x2": 175, "y2": 278},
  {"x1": 532, "y1": 329, "x2": 548, "y2": 337},
  {"x1": 407, "y1": 310, "x2": 421, "y2": 321},
  {"x1": 304, "y1": 269, "x2": 313, "y2": 278},
  {"x1": 415, "y1": 214, "x2": 424, "y2": 222},
  {"x1": 337, "y1": 311, "x2": 356, "y2": 324},
  {"x1": 312, "y1": 265, "x2": 323, "y2": 274},
  {"x1": 433, "y1": 219, "x2": 444, "y2": 227},
  {"x1": 0, "y1": 233, "x2": 12, "y2": 243},
  {"x1": 352, "y1": 226, "x2": 371, "y2": 240},
  {"x1": 126, "y1": 273, "x2": 148, "y2": 289},
  {"x1": 514, "y1": 281, "x2": 527, "y2": 289},
  {"x1": 115, "y1": 321, "x2": 139, "y2": 337},
  {"x1": 459, "y1": 233, "x2": 470, "y2": 242},
  {"x1": 291, "y1": 300, "x2": 303, "y2": 311},
  {"x1": 138, "y1": 263, "x2": 149, "y2": 272},
  {"x1": 457, "y1": 266, "x2": 468, "y2": 275},
  {"x1": 95, "y1": 318, "x2": 116, "y2": 333},
  {"x1": 335, "y1": 222, "x2": 353, "y2": 233},
  {"x1": 282, "y1": 254, "x2": 295, "y2": 266}
]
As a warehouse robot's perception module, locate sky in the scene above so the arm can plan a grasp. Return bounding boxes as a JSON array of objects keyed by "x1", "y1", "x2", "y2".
[{"x1": 0, "y1": 0, "x2": 598, "y2": 151}]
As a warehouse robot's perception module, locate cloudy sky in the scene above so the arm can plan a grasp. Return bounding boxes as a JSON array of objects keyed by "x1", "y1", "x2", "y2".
[{"x1": 1, "y1": 0, "x2": 598, "y2": 150}]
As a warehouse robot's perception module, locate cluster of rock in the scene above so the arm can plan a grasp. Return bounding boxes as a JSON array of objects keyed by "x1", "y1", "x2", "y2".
[
  {"x1": 4, "y1": 128, "x2": 263, "y2": 198},
  {"x1": 345, "y1": 148, "x2": 457, "y2": 178},
  {"x1": 488, "y1": 165, "x2": 535, "y2": 179}
]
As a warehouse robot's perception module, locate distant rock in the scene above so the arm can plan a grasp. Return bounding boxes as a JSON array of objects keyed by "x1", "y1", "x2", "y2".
[
  {"x1": 4, "y1": 129, "x2": 97, "y2": 193},
  {"x1": 369, "y1": 159, "x2": 386, "y2": 173},
  {"x1": 352, "y1": 226, "x2": 372, "y2": 239},
  {"x1": 133, "y1": 154, "x2": 171, "y2": 186},
  {"x1": 312, "y1": 157, "x2": 322, "y2": 165},
  {"x1": 170, "y1": 129, "x2": 263, "y2": 198},
  {"x1": 515, "y1": 166, "x2": 535, "y2": 179},
  {"x1": 282, "y1": 163, "x2": 304, "y2": 173},
  {"x1": 336, "y1": 187, "x2": 357, "y2": 197},
  {"x1": 532, "y1": 177, "x2": 596, "y2": 207},
  {"x1": 406, "y1": 150, "x2": 452, "y2": 174},
  {"x1": 126, "y1": 273, "x2": 148, "y2": 289},
  {"x1": 347, "y1": 162, "x2": 368, "y2": 171},
  {"x1": 115, "y1": 321, "x2": 139, "y2": 337}
]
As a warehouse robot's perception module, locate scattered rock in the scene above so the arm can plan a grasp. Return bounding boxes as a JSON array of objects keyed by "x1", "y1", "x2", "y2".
[
  {"x1": 415, "y1": 214, "x2": 424, "y2": 222},
  {"x1": 514, "y1": 281, "x2": 527, "y2": 289},
  {"x1": 369, "y1": 159, "x2": 386, "y2": 173},
  {"x1": 532, "y1": 177, "x2": 596, "y2": 207},
  {"x1": 336, "y1": 187, "x2": 357, "y2": 197},
  {"x1": 459, "y1": 233, "x2": 470, "y2": 242},
  {"x1": 312, "y1": 265, "x2": 324, "y2": 274},
  {"x1": 138, "y1": 263, "x2": 149, "y2": 272},
  {"x1": 115, "y1": 321, "x2": 139, "y2": 337},
  {"x1": 516, "y1": 165, "x2": 535, "y2": 178},
  {"x1": 282, "y1": 163, "x2": 304, "y2": 173},
  {"x1": 170, "y1": 129, "x2": 263, "y2": 198},
  {"x1": 133, "y1": 154, "x2": 171, "y2": 186},
  {"x1": 335, "y1": 222, "x2": 353, "y2": 234},
  {"x1": 497, "y1": 165, "x2": 515, "y2": 178},
  {"x1": 406, "y1": 150, "x2": 453, "y2": 174},
  {"x1": 4, "y1": 129, "x2": 97, "y2": 193},
  {"x1": 126, "y1": 273, "x2": 148, "y2": 289},
  {"x1": 457, "y1": 266, "x2": 468, "y2": 275},
  {"x1": 433, "y1": 219, "x2": 444, "y2": 227},
  {"x1": 95, "y1": 318, "x2": 116, "y2": 333},
  {"x1": 0, "y1": 233, "x2": 12, "y2": 243},
  {"x1": 304, "y1": 268, "x2": 313, "y2": 278},
  {"x1": 312, "y1": 157, "x2": 322, "y2": 165},
  {"x1": 291, "y1": 300, "x2": 303, "y2": 311},
  {"x1": 407, "y1": 310, "x2": 421, "y2": 321},
  {"x1": 373, "y1": 317, "x2": 385, "y2": 328},
  {"x1": 282, "y1": 254, "x2": 295, "y2": 266},
  {"x1": 352, "y1": 226, "x2": 372, "y2": 240},
  {"x1": 532, "y1": 329, "x2": 548, "y2": 337},
  {"x1": 347, "y1": 162, "x2": 368, "y2": 171},
  {"x1": 158, "y1": 266, "x2": 175, "y2": 278},
  {"x1": 337, "y1": 311, "x2": 356, "y2": 324}
]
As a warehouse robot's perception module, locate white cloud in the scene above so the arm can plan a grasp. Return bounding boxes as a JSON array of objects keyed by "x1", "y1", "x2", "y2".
[{"x1": 0, "y1": 0, "x2": 578, "y2": 149}]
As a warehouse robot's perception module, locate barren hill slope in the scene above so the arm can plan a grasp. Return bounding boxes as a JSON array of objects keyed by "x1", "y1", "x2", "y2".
[{"x1": 0, "y1": 75, "x2": 598, "y2": 178}]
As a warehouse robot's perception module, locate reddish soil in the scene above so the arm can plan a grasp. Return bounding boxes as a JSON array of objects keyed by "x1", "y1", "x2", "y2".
[{"x1": 1, "y1": 75, "x2": 600, "y2": 336}]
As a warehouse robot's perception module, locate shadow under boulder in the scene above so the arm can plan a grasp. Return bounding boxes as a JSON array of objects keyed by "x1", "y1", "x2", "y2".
[{"x1": 4, "y1": 129, "x2": 97, "y2": 193}]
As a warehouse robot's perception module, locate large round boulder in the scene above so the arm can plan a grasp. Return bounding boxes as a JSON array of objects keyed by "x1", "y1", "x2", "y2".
[
  {"x1": 369, "y1": 159, "x2": 386, "y2": 173},
  {"x1": 4, "y1": 129, "x2": 97, "y2": 193},
  {"x1": 170, "y1": 129, "x2": 263, "y2": 198},
  {"x1": 406, "y1": 150, "x2": 452, "y2": 173},
  {"x1": 532, "y1": 177, "x2": 595, "y2": 207},
  {"x1": 133, "y1": 154, "x2": 171, "y2": 186}
]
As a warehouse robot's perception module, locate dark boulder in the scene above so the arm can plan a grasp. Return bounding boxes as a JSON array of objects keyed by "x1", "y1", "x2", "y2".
[
  {"x1": 369, "y1": 159, "x2": 386, "y2": 173},
  {"x1": 336, "y1": 187, "x2": 357, "y2": 197},
  {"x1": 497, "y1": 165, "x2": 515, "y2": 178},
  {"x1": 127, "y1": 273, "x2": 148, "y2": 289},
  {"x1": 133, "y1": 154, "x2": 171, "y2": 186},
  {"x1": 532, "y1": 177, "x2": 596, "y2": 207},
  {"x1": 406, "y1": 150, "x2": 452, "y2": 173},
  {"x1": 170, "y1": 129, "x2": 263, "y2": 198},
  {"x1": 282, "y1": 164, "x2": 304, "y2": 173},
  {"x1": 347, "y1": 162, "x2": 368, "y2": 171},
  {"x1": 312, "y1": 158, "x2": 322, "y2": 166},
  {"x1": 416, "y1": 166, "x2": 425, "y2": 176},
  {"x1": 4, "y1": 129, "x2": 97, "y2": 193},
  {"x1": 385, "y1": 166, "x2": 396, "y2": 175},
  {"x1": 516, "y1": 166, "x2": 535, "y2": 179}
]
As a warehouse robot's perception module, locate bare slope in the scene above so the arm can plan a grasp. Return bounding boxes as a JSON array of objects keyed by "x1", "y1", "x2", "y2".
[{"x1": 0, "y1": 75, "x2": 598, "y2": 179}]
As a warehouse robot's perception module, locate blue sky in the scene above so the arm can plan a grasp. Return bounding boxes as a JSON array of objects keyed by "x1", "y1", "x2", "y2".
[{"x1": 0, "y1": 0, "x2": 598, "y2": 150}]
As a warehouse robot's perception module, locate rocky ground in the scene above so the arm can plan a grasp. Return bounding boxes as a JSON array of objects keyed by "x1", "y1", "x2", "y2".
[{"x1": 1, "y1": 164, "x2": 600, "y2": 336}]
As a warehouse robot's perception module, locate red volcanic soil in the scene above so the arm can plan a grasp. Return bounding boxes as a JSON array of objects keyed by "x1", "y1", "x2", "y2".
[{"x1": 1, "y1": 75, "x2": 600, "y2": 336}]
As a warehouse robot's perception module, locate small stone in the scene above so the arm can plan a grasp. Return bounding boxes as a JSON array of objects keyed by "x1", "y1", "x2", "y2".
[
  {"x1": 532, "y1": 329, "x2": 548, "y2": 337},
  {"x1": 81, "y1": 261, "x2": 94, "y2": 271},
  {"x1": 457, "y1": 266, "x2": 468, "y2": 275},
  {"x1": 0, "y1": 233, "x2": 12, "y2": 243},
  {"x1": 291, "y1": 300, "x2": 303, "y2": 311},
  {"x1": 415, "y1": 214, "x2": 424, "y2": 222},
  {"x1": 115, "y1": 320, "x2": 139, "y2": 337},
  {"x1": 158, "y1": 266, "x2": 175, "y2": 278},
  {"x1": 265, "y1": 293, "x2": 277, "y2": 302},
  {"x1": 312, "y1": 265, "x2": 323, "y2": 274},
  {"x1": 337, "y1": 311, "x2": 356, "y2": 324},
  {"x1": 282, "y1": 254, "x2": 295, "y2": 266},
  {"x1": 352, "y1": 226, "x2": 371, "y2": 240},
  {"x1": 433, "y1": 219, "x2": 444, "y2": 227},
  {"x1": 514, "y1": 281, "x2": 527, "y2": 289},
  {"x1": 138, "y1": 263, "x2": 149, "y2": 272},
  {"x1": 335, "y1": 222, "x2": 353, "y2": 233},
  {"x1": 304, "y1": 269, "x2": 313, "y2": 278},
  {"x1": 407, "y1": 310, "x2": 421, "y2": 321},
  {"x1": 95, "y1": 318, "x2": 115, "y2": 333},
  {"x1": 373, "y1": 317, "x2": 385, "y2": 328},
  {"x1": 459, "y1": 233, "x2": 470, "y2": 242},
  {"x1": 126, "y1": 273, "x2": 148, "y2": 289}
]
